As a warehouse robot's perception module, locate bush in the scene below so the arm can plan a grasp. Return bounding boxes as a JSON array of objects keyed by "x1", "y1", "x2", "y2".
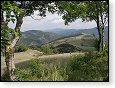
[
  {"x1": 29, "y1": 59, "x2": 42, "y2": 77},
  {"x1": 94, "y1": 38, "x2": 108, "y2": 53},
  {"x1": 40, "y1": 45, "x2": 53, "y2": 55},
  {"x1": 14, "y1": 59, "x2": 66, "y2": 81},
  {"x1": 66, "y1": 51, "x2": 108, "y2": 81},
  {"x1": 15, "y1": 44, "x2": 28, "y2": 52},
  {"x1": 1, "y1": 71, "x2": 10, "y2": 81},
  {"x1": 55, "y1": 43, "x2": 76, "y2": 53},
  {"x1": 3, "y1": 51, "x2": 107, "y2": 81},
  {"x1": 15, "y1": 69, "x2": 32, "y2": 81},
  {"x1": 28, "y1": 59, "x2": 66, "y2": 81},
  {"x1": 94, "y1": 38, "x2": 99, "y2": 50}
]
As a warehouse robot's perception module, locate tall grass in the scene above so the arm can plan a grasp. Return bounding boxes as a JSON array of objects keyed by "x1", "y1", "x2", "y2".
[
  {"x1": 66, "y1": 51, "x2": 108, "y2": 81},
  {"x1": 2, "y1": 51, "x2": 108, "y2": 81},
  {"x1": 15, "y1": 59, "x2": 67, "y2": 81}
]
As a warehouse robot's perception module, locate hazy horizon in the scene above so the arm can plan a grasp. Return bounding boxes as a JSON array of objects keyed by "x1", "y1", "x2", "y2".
[
  {"x1": 8, "y1": 11, "x2": 101, "y2": 32},
  {"x1": 20, "y1": 26, "x2": 97, "y2": 32}
]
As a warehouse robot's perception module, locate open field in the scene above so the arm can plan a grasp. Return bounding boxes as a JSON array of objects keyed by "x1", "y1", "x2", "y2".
[
  {"x1": 1, "y1": 49, "x2": 108, "y2": 81},
  {"x1": 1, "y1": 49, "x2": 84, "y2": 76}
]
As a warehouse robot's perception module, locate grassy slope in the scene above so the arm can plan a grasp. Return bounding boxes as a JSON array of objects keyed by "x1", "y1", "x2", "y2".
[
  {"x1": 17, "y1": 30, "x2": 61, "y2": 46},
  {"x1": 1, "y1": 49, "x2": 84, "y2": 76},
  {"x1": 45, "y1": 33, "x2": 95, "y2": 51},
  {"x1": 1, "y1": 49, "x2": 41, "y2": 75},
  {"x1": 1, "y1": 49, "x2": 108, "y2": 81}
]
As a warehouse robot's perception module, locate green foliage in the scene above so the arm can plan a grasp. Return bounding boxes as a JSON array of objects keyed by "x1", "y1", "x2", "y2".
[
  {"x1": 29, "y1": 59, "x2": 42, "y2": 77},
  {"x1": 1, "y1": 1, "x2": 23, "y2": 55},
  {"x1": 15, "y1": 69, "x2": 32, "y2": 81},
  {"x1": 15, "y1": 44, "x2": 28, "y2": 52},
  {"x1": 14, "y1": 59, "x2": 67, "y2": 81},
  {"x1": 56, "y1": 1, "x2": 108, "y2": 52},
  {"x1": 56, "y1": 1, "x2": 108, "y2": 25},
  {"x1": 66, "y1": 52, "x2": 108, "y2": 81},
  {"x1": 97, "y1": 49, "x2": 108, "y2": 57},
  {"x1": 1, "y1": 24, "x2": 17, "y2": 56},
  {"x1": 1, "y1": 1, "x2": 23, "y2": 23},
  {"x1": 1, "y1": 1, "x2": 108, "y2": 81},
  {"x1": 104, "y1": 42, "x2": 108, "y2": 53},
  {"x1": 55, "y1": 43, "x2": 76, "y2": 53},
  {"x1": 94, "y1": 37, "x2": 108, "y2": 54},
  {"x1": 94, "y1": 38, "x2": 99, "y2": 50},
  {"x1": 40, "y1": 45, "x2": 53, "y2": 55},
  {"x1": 1, "y1": 71, "x2": 10, "y2": 81},
  {"x1": 48, "y1": 34, "x2": 96, "y2": 52},
  {"x1": 2, "y1": 51, "x2": 108, "y2": 81},
  {"x1": 1, "y1": 1, "x2": 59, "y2": 55},
  {"x1": 17, "y1": 30, "x2": 60, "y2": 46}
]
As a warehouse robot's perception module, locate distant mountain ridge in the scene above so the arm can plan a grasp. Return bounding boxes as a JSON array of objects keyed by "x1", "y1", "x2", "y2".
[
  {"x1": 44, "y1": 26, "x2": 108, "y2": 41},
  {"x1": 44, "y1": 32, "x2": 96, "y2": 52},
  {"x1": 17, "y1": 30, "x2": 62, "y2": 46},
  {"x1": 17, "y1": 26, "x2": 108, "y2": 46}
]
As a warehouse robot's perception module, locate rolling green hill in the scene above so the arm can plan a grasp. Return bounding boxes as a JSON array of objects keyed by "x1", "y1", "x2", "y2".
[
  {"x1": 17, "y1": 26, "x2": 108, "y2": 47},
  {"x1": 17, "y1": 30, "x2": 62, "y2": 46},
  {"x1": 44, "y1": 26, "x2": 108, "y2": 42},
  {"x1": 43, "y1": 33, "x2": 96, "y2": 52}
]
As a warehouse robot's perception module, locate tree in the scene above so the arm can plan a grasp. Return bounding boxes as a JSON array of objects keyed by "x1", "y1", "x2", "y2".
[
  {"x1": 1, "y1": 1, "x2": 24, "y2": 81},
  {"x1": 1, "y1": 1, "x2": 57, "y2": 81},
  {"x1": 1, "y1": 1, "x2": 108, "y2": 81},
  {"x1": 55, "y1": 1, "x2": 108, "y2": 51},
  {"x1": 40, "y1": 45, "x2": 53, "y2": 55}
]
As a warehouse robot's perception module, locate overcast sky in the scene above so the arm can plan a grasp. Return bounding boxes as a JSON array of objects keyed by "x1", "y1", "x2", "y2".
[{"x1": 8, "y1": 11, "x2": 97, "y2": 32}]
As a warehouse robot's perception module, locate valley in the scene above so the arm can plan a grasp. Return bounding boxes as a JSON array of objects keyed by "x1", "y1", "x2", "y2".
[
  {"x1": 1, "y1": 1, "x2": 108, "y2": 82},
  {"x1": 17, "y1": 26, "x2": 108, "y2": 46},
  {"x1": 1, "y1": 27, "x2": 108, "y2": 81}
]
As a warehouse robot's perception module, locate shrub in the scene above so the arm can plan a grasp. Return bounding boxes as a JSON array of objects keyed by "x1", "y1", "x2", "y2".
[
  {"x1": 40, "y1": 45, "x2": 53, "y2": 55},
  {"x1": 66, "y1": 52, "x2": 108, "y2": 81},
  {"x1": 5, "y1": 51, "x2": 108, "y2": 81},
  {"x1": 39, "y1": 64, "x2": 66, "y2": 81},
  {"x1": 15, "y1": 69, "x2": 32, "y2": 81},
  {"x1": 14, "y1": 59, "x2": 66, "y2": 81},
  {"x1": 15, "y1": 59, "x2": 42, "y2": 81},
  {"x1": 29, "y1": 59, "x2": 42, "y2": 77},
  {"x1": 55, "y1": 43, "x2": 76, "y2": 53},
  {"x1": 1, "y1": 71, "x2": 10, "y2": 81},
  {"x1": 94, "y1": 38, "x2": 99, "y2": 50},
  {"x1": 15, "y1": 44, "x2": 28, "y2": 52}
]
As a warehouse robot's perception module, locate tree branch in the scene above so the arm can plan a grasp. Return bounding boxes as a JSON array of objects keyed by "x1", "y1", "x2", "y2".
[
  {"x1": 89, "y1": 14, "x2": 97, "y2": 22},
  {"x1": 30, "y1": 15, "x2": 44, "y2": 20},
  {"x1": 11, "y1": 36, "x2": 20, "y2": 48},
  {"x1": 15, "y1": 14, "x2": 24, "y2": 33},
  {"x1": 104, "y1": 14, "x2": 108, "y2": 25},
  {"x1": 1, "y1": 11, "x2": 4, "y2": 24}
]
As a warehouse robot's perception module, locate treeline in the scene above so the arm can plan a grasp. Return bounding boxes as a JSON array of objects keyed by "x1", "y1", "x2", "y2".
[{"x1": 15, "y1": 37, "x2": 108, "y2": 54}]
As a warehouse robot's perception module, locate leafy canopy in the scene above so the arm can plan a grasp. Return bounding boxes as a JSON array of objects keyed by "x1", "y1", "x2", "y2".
[
  {"x1": 1, "y1": 1, "x2": 57, "y2": 55},
  {"x1": 55, "y1": 1, "x2": 108, "y2": 25}
]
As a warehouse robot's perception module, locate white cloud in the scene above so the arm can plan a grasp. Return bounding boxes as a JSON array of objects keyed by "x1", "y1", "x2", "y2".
[
  {"x1": 8, "y1": 11, "x2": 97, "y2": 31},
  {"x1": 51, "y1": 18, "x2": 64, "y2": 23},
  {"x1": 67, "y1": 19, "x2": 96, "y2": 29}
]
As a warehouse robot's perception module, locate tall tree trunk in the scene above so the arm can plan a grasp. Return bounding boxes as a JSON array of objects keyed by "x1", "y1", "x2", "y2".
[
  {"x1": 5, "y1": 48, "x2": 15, "y2": 81},
  {"x1": 95, "y1": 2, "x2": 105, "y2": 52},
  {"x1": 97, "y1": 24, "x2": 105, "y2": 52},
  {"x1": 96, "y1": 20, "x2": 102, "y2": 52},
  {"x1": 98, "y1": 31, "x2": 102, "y2": 52},
  {"x1": 101, "y1": 26, "x2": 105, "y2": 51},
  {"x1": 5, "y1": 36, "x2": 20, "y2": 81},
  {"x1": 4, "y1": 14, "x2": 23, "y2": 81}
]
